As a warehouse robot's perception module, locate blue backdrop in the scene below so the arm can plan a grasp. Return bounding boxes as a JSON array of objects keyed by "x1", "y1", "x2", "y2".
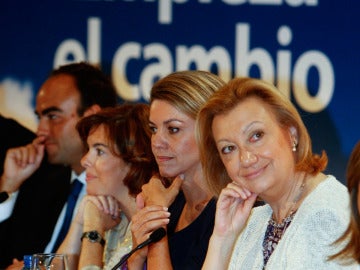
[{"x1": 1, "y1": 0, "x2": 359, "y2": 183}]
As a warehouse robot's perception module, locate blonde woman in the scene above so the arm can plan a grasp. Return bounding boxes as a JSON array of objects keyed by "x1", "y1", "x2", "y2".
[{"x1": 128, "y1": 71, "x2": 225, "y2": 270}]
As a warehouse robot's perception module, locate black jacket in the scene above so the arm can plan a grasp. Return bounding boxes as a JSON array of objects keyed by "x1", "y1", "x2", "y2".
[{"x1": 0, "y1": 116, "x2": 71, "y2": 269}]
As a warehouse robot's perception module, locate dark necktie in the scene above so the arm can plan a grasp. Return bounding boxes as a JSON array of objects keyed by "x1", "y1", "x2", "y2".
[{"x1": 52, "y1": 179, "x2": 83, "y2": 252}]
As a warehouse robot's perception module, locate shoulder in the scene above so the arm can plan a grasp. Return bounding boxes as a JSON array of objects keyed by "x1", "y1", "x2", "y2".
[
  {"x1": 0, "y1": 116, "x2": 34, "y2": 142},
  {"x1": 294, "y1": 175, "x2": 350, "y2": 242},
  {"x1": 300, "y1": 175, "x2": 349, "y2": 219}
]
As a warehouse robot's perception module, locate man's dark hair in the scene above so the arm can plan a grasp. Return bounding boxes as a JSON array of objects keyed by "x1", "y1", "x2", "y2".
[{"x1": 51, "y1": 62, "x2": 118, "y2": 115}]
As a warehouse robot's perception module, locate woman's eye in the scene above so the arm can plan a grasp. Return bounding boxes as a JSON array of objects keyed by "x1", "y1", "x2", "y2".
[
  {"x1": 168, "y1": 127, "x2": 179, "y2": 134},
  {"x1": 149, "y1": 125, "x2": 157, "y2": 134},
  {"x1": 96, "y1": 148, "x2": 104, "y2": 156},
  {"x1": 250, "y1": 131, "x2": 264, "y2": 142},
  {"x1": 221, "y1": 145, "x2": 234, "y2": 154}
]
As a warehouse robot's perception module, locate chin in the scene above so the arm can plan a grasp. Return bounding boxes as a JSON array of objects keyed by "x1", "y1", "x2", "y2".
[
  {"x1": 160, "y1": 172, "x2": 175, "y2": 178},
  {"x1": 159, "y1": 169, "x2": 179, "y2": 178},
  {"x1": 47, "y1": 155, "x2": 60, "y2": 164},
  {"x1": 86, "y1": 187, "x2": 97, "y2": 196}
]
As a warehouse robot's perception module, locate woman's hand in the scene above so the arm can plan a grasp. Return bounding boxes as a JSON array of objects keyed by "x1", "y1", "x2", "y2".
[
  {"x1": 202, "y1": 183, "x2": 257, "y2": 270},
  {"x1": 75, "y1": 195, "x2": 121, "y2": 232},
  {"x1": 128, "y1": 196, "x2": 170, "y2": 267},
  {"x1": 141, "y1": 174, "x2": 183, "y2": 207},
  {"x1": 213, "y1": 182, "x2": 257, "y2": 238}
]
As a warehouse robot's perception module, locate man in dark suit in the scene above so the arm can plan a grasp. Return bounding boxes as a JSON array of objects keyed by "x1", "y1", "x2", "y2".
[
  {"x1": 0, "y1": 62, "x2": 118, "y2": 268},
  {"x1": 0, "y1": 115, "x2": 70, "y2": 268}
]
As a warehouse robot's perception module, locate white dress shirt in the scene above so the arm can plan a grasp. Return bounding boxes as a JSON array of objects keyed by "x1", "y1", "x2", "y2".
[{"x1": 0, "y1": 191, "x2": 19, "y2": 221}]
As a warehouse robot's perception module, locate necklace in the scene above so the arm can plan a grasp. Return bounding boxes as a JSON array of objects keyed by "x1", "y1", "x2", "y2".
[
  {"x1": 262, "y1": 178, "x2": 306, "y2": 269},
  {"x1": 263, "y1": 211, "x2": 297, "y2": 268},
  {"x1": 272, "y1": 179, "x2": 306, "y2": 224}
]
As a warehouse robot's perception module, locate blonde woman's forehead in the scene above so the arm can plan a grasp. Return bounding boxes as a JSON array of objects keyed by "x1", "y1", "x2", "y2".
[{"x1": 150, "y1": 99, "x2": 192, "y2": 125}]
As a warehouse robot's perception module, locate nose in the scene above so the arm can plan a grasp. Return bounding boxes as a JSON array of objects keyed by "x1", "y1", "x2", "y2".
[
  {"x1": 36, "y1": 117, "x2": 50, "y2": 137},
  {"x1": 151, "y1": 130, "x2": 168, "y2": 150},
  {"x1": 240, "y1": 149, "x2": 257, "y2": 167},
  {"x1": 81, "y1": 151, "x2": 91, "y2": 168}
]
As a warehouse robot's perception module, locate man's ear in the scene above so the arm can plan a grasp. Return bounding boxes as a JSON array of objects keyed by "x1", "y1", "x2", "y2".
[{"x1": 83, "y1": 104, "x2": 102, "y2": 117}]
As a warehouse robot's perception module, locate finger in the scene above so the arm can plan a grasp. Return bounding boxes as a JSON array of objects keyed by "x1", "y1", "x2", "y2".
[
  {"x1": 85, "y1": 196, "x2": 104, "y2": 211},
  {"x1": 106, "y1": 195, "x2": 120, "y2": 216},
  {"x1": 138, "y1": 219, "x2": 169, "y2": 235},
  {"x1": 132, "y1": 207, "x2": 170, "y2": 231},
  {"x1": 95, "y1": 195, "x2": 120, "y2": 216},
  {"x1": 132, "y1": 207, "x2": 169, "y2": 226},
  {"x1": 16, "y1": 143, "x2": 42, "y2": 166},
  {"x1": 8, "y1": 148, "x2": 23, "y2": 166},
  {"x1": 229, "y1": 181, "x2": 252, "y2": 197},
  {"x1": 149, "y1": 174, "x2": 162, "y2": 183},
  {"x1": 95, "y1": 195, "x2": 111, "y2": 213},
  {"x1": 145, "y1": 177, "x2": 164, "y2": 191},
  {"x1": 141, "y1": 176, "x2": 158, "y2": 191},
  {"x1": 34, "y1": 143, "x2": 45, "y2": 164},
  {"x1": 131, "y1": 211, "x2": 170, "y2": 234},
  {"x1": 220, "y1": 186, "x2": 243, "y2": 200},
  {"x1": 33, "y1": 135, "x2": 46, "y2": 146},
  {"x1": 226, "y1": 182, "x2": 252, "y2": 199},
  {"x1": 136, "y1": 193, "x2": 145, "y2": 210},
  {"x1": 243, "y1": 193, "x2": 258, "y2": 209},
  {"x1": 169, "y1": 175, "x2": 183, "y2": 191},
  {"x1": 24, "y1": 143, "x2": 38, "y2": 165},
  {"x1": 20, "y1": 146, "x2": 33, "y2": 167}
]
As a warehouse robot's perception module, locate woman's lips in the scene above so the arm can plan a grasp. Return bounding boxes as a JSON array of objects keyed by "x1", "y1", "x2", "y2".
[
  {"x1": 242, "y1": 165, "x2": 266, "y2": 180},
  {"x1": 85, "y1": 174, "x2": 96, "y2": 182},
  {"x1": 156, "y1": 155, "x2": 173, "y2": 163}
]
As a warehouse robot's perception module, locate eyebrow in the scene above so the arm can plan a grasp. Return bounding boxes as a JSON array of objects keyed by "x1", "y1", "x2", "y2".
[
  {"x1": 242, "y1": 121, "x2": 262, "y2": 134},
  {"x1": 35, "y1": 106, "x2": 63, "y2": 117},
  {"x1": 149, "y1": 118, "x2": 185, "y2": 125},
  {"x1": 92, "y1": 142, "x2": 109, "y2": 148},
  {"x1": 215, "y1": 121, "x2": 262, "y2": 144}
]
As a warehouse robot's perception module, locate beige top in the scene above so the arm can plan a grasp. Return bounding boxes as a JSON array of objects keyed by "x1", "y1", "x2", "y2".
[
  {"x1": 81, "y1": 213, "x2": 132, "y2": 270},
  {"x1": 228, "y1": 176, "x2": 358, "y2": 270}
]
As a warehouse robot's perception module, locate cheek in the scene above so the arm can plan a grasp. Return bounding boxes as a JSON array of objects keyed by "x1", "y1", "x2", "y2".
[
  {"x1": 176, "y1": 136, "x2": 198, "y2": 156},
  {"x1": 259, "y1": 136, "x2": 292, "y2": 164},
  {"x1": 187, "y1": 134, "x2": 199, "y2": 151},
  {"x1": 96, "y1": 165, "x2": 124, "y2": 194},
  {"x1": 95, "y1": 160, "x2": 115, "y2": 179},
  {"x1": 222, "y1": 156, "x2": 239, "y2": 180},
  {"x1": 109, "y1": 161, "x2": 129, "y2": 181},
  {"x1": 47, "y1": 123, "x2": 60, "y2": 136},
  {"x1": 54, "y1": 121, "x2": 77, "y2": 141}
]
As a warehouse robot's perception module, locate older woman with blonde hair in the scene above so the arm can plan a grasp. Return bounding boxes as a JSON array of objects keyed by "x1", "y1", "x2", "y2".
[{"x1": 197, "y1": 77, "x2": 357, "y2": 269}]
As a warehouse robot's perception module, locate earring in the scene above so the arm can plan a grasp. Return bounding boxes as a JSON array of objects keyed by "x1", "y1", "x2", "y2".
[{"x1": 292, "y1": 141, "x2": 297, "y2": 152}]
